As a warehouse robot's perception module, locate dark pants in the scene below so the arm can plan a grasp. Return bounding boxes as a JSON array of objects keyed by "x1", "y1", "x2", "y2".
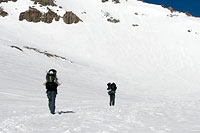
[
  {"x1": 47, "y1": 91, "x2": 57, "y2": 114},
  {"x1": 109, "y1": 94, "x2": 115, "y2": 106}
]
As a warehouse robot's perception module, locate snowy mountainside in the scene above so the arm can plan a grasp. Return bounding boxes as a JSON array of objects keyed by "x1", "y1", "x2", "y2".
[{"x1": 1, "y1": 0, "x2": 200, "y2": 132}]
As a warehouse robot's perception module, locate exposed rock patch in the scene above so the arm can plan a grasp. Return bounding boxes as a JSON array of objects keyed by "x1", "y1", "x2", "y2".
[
  {"x1": 31, "y1": 0, "x2": 56, "y2": 6},
  {"x1": 107, "y1": 17, "x2": 120, "y2": 23},
  {"x1": 185, "y1": 12, "x2": 191, "y2": 16},
  {"x1": 132, "y1": 24, "x2": 139, "y2": 27},
  {"x1": 134, "y1": 12, "x2": 139, "y2": 15},
  {"x1": 63, "y1": 11, "x2": 82, "y2": 24},
  {"x1": 167, "y1": 14, "x2": 178, "y2": 17},
  {"x1": 102, "y1": 0, "x2": 108, "y2": 2},
  {"x1": 102, "y1": 0, "x2": 120, "y2": 3},
  {"x1": 161, "y1": 5, "x2": 176, "y2": 13},
  {"x1": 10, "y1": 45, "x2": 23, "y2": 52},
  {"x1": 19, "y1": 7, "x2": 60, "y2": 23},
  {"x1": 23, "y1": 46, "x2": 73, "y2": 62},
  {"x1": 162, "y1": 5, "x2": 191, "y2": 17},
  {"x1": 101, "y1": 10, "x2": 119, "y2": 23},
  {"x1": 7, "y1": 45, "x2": 73, "y2": 62},
  {"x1": 0, "y1": 7, "x2": 8, "y2": 17},
  {"x1": 167, "y1": 7, "x2": 174, "y2": 13},
  {"x1": 19, "y1": 7, "x2": 42, "y2": 22},
  {"x1": 112, "y1": 0, "x2": 120, "y2": 4},
  {"x1": 0, "y1": 0, "x2": 17, "y2": 3},
  {"x1": 19, "y1": 7, "x2": 82, "y2": 24},
  {"x1": 41, "y1": 7, "x2": 60, "y2": 23},
  {"x1": 134, "y1": 12, "x2": 147, "y2": 16}
]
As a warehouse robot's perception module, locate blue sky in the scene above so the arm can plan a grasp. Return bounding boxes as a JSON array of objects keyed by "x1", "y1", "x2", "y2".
[{"x1": 142, "y1": 0, "x2": 200, "y2": 17}]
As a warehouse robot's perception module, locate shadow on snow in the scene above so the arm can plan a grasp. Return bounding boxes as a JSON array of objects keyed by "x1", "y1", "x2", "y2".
[{"x1": 58, "y1": 111, "x2": 75, "y2": 115}]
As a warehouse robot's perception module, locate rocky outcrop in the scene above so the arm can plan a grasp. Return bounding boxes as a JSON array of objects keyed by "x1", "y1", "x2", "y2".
[
  {"x1": 102, "y1": 0, "x2": 120, "y2": 3},
  {"x1": 162, "y1": 5, "x2": 191, "y2": 17},
  {"x1": 185, "y1": 12, "x2": 191, "y2": 16},
  {"x1": 19, "y1": 7, "x2": 42, "y2": 22},
  {"x1": 31, "y1": 0, "x2": 56, "y2": 6},
  {"x1": 19, "y1": 7, "x2": 60, "y2": 23},
  {"x1": 161, "y1": 5, "x2": 176, "y2": 13},
  {"x1": 19, "y1": 7, "x2": 82, "y2": 24},
  {"x1": 132, "y1": 24, "x2": 139, "y2": 27},
  {"x1": 112, "y1": 0, "x2": 120, "y2": 4},
  {"x1": 41, "y1": 7, "x2": 60, "y2": 23},
  {"x1": 23, "y1": 46, "x2": 72, "y2": 62},
  {"x1": 167, "y1": 7, "x2": 174, "y2": 13},
  {"x1": 0, "y1": 7, "x2": 8, "y2": 17},
  {"x1": 0, "y1": 0, "x2": 17, "y2": 3},
  {"x1": 63, "y1": 11, "x2": 82, "y2": 24},
  {"x1": 102, "y1": 0, "x2": 108, "y2": 2},
  {"x1": 10, "y1": 45, "x2": 23, "y2": 52},
  {"x1": 107, "y1": 17, "x2": 120, "y2": 23}
]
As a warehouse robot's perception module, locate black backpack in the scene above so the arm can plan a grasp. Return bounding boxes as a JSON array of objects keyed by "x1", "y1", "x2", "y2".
[
  {"x1": 111, "y1": 83, "x2": 117, "y2": 91},
  {"x1": 46, "y1": 69, "x2": 57, "y2": 83}
]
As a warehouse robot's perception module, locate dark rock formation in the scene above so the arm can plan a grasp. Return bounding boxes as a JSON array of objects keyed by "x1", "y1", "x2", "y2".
[
  {"x1": 132, "y1": 24, "x2": 139, "y2": 27},
  {"x1": 161, "y1": 5, "x2": 176, "y2": 13},
  {"x1": 167, "y1": 14, "x2": 178, "y2": 17},
  {"x1": 19, "y1": 7, "x2": 82, "y2": 24},
  {"x1": 162, "y1": 5, "x2": 191, "y2": 17},
  {"x1": 134, "y1": 12, "x2": 138, "y2": 15},
  {"x1": 167, "y1": 7, "x2": 174, "y2": 13},
  {"x1": 161, "y1": 5, "x2": 165, "y2": 8},
  {"x1": 23, "y1": 46, "x2": 72, "y2": 62},
  {"x1": 10, "y1": 45, "x2": 23, "y2": 52},
  {"x1": 102, "y1": 0, "x2": 108, "y2": 2},
  {"x1": 112, "y1": 0, "x2": 120, "y2": 4},
  {"x1": 41, "y1": 7, "x2": 60, "y2": 23},
  {"x1": 102, "y1": 0, "x2": 120, "y2": 3},
  {"x1": 31, "y1": 0, "x2": 56, "y2": 6},
  {"x1": 0, "y1": 0, "x2": 17, "y2": 3},
  {"x1": 63, "y1": 11, "x2": 82, "y2": 24},
  {"x1": 0, "y1": 7, "x2": 8, "y2": 17},
  {"x1": 185, "y1": 12, "x2": 191, "y2": 16},
  {"x1": 19, "y1": 7, "x2": 60, "y2": 23},
  {"x1": 19, "y1": 7, "x2": 42, "y2": 22},
  {"x1": 107, "y1": 17, "x2": 120, "y2": 23}
]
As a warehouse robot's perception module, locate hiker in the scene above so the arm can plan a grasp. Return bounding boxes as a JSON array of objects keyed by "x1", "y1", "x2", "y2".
[
  {"x1": 43, "y1": 69, "x2": 61, "y2": 114},
  {"x1": 107, "y1": 82, "x2": 117, "y2": 106}
]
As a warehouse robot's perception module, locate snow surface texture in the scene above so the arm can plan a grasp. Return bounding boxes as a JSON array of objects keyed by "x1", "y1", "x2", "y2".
[{"x1": 1, "y1": 0, "x2": 200, "y2": 132}]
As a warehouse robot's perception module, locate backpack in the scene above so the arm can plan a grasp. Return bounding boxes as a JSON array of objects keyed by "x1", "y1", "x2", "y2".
[
  {"x1": 111, "y1": 83, "x2": 117, "y2": 91},
  {"x1": 46, "y1": 69, "x2": 57, "y2": 83}
]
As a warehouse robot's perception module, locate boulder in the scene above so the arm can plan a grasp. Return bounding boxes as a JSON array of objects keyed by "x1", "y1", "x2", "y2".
[
  {"x1": 185, "y1": 12, "x2": 191, "y2": 16},
  {"x1": 19, "y1": 7, "x2": 42, "y2": 22},
  {"x1": 41, "y1": 7, "x2": 60, "y2": 23},
  {"x1": 0, "y1": 7, "x2": 8, "y2": 17},
  {"x1": 107, "y1": 17, "x2": 120, "y2": 23},
  {"x1": 63, "y1": 11, "x2": 82, "y2": 24}
]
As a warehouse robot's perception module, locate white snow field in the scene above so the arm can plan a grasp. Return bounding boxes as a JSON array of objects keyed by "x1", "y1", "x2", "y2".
[{"x1": 1, "y1": 0, "x2": 200, "y2": 132}]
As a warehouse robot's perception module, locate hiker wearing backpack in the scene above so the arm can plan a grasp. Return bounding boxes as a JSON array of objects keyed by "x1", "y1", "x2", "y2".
[
  {"x1": 107, "y1": 82, "x2": 117, "y2": 106},
  {"x1": 43, "y1": 69, "x2": 61, "y2": 114}
]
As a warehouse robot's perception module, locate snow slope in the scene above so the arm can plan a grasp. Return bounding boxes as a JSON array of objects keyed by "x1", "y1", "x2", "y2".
[{"x1": 1, "y1": 0, "x2": 200, "y2": 132}]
